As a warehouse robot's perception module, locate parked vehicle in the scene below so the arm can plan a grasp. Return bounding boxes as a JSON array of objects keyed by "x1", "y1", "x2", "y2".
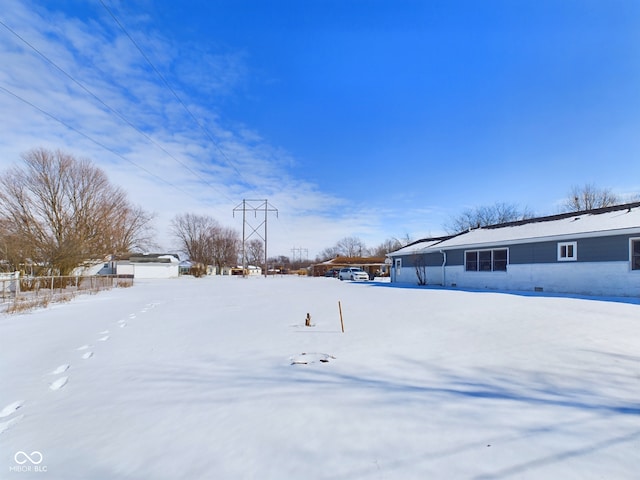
[
  {"x1": 324, "y1": 268, "x2": 340, "y2": 278},
  {"x1": 338, "y1": 267, "x2": 369, "y2": 281}
]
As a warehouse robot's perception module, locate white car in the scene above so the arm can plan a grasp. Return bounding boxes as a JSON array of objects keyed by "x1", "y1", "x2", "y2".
[{"x1": 338, "y1": 267, "x2": 369, "y2": 281}]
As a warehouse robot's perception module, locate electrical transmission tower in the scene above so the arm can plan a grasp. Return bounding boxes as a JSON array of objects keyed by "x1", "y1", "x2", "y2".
[
  {"x1": 291, "y1": 247, "x2": 308, "y2": 266},
  {"x1": 233, "y1": 199, "x2": 278, "y2": 277}
]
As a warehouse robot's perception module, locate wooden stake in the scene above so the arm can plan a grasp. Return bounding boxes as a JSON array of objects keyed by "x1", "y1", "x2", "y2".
[{"x1": 338, "y1": 301, "x2": 344, "y2": 333}]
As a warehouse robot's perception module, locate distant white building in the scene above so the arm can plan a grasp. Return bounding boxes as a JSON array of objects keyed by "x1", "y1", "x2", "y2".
[
  {"x1": 247, "y1": 265, "x2": 262, "y2": 276},
  {"x1": 117, "y1": 254, "x2": 180, "y2": 279}
]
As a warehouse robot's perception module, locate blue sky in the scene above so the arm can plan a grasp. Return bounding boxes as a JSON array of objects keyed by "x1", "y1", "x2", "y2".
[{"x1": 1, "y1": 0, "x2": 639, "y2": 258}]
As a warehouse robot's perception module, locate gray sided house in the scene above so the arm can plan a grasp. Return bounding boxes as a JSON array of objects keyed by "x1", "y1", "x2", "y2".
[{"x1": 388, "y1": 202, "x2": 640, "y2": 297}]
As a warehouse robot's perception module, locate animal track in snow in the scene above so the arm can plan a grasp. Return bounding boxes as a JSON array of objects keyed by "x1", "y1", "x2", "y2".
[
  {"x1": 128, "y1": 313, "x2": 136, "y2": 319},
  {"x1": 50, "y1": 364, "x2": 70, "y2": 375},
  {"x1": 82, "y1": 351, "x2": 94, "y2": 360},
  {"x1": 98, "y1": 335, "x2": 110, "y2": 342},
  {"x1": 0, "y1": 401, "x2": 23, "y2": 418},
  {"x1": 77, "y1": 345, "x2": 92, "y2": 351},
  {"x1": 49, "y1": 376, "x2": 69, "y2": 390},
  {"x1": 99, "y1": 330, "x2": 109, "y2": 335}
]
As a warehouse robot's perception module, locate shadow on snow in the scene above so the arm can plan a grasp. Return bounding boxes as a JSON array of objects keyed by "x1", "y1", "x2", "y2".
[{"x1": 364, "y1": 281, "x2": 640, "y2": 306}]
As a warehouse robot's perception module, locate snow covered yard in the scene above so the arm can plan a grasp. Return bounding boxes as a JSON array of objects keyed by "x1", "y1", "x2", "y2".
[{"x1": 1, "y1": 275, "x2": 639, "y2": 479}]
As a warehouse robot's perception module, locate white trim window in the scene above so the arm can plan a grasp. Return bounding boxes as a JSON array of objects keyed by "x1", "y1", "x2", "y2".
[
  {"x1": 558, "y1": 241, "x2": 577, "y2": 262},
  {"x1": 465, "y1": 249, "x2": 508, "y2": 272},
  {"x1": 631, "y1": 238, "x2": 640, "y2": 271}
]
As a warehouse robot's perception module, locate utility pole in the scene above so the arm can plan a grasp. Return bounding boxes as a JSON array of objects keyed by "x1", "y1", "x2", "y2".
[{"x1": 233, "y1": 199, "x2": 278, "y2": 277}]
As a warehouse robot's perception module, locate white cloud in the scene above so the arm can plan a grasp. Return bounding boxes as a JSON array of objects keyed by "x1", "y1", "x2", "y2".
[{"x1": 0, "y1": 0, "x2": 404, "y2": 257}]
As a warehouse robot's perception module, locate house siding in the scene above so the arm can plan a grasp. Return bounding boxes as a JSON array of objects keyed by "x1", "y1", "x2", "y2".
[
  {"x1": 509, "y1": 242, "x2": 556, "y2": 264},
  {"x1": 577, "y1": 235, "x2": 631, "y2": 262},
  {"x1": 391, "y1": 236, "x2": 640, "y2": 296},
  {"x1": 393, "y1": 253, "x2": 443, "y2": 268},
  {"x1": 388, "y1": 203, "x2": 640, "y2": 296}
]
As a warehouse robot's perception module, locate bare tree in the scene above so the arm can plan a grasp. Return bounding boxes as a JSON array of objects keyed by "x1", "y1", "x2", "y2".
[
  {"x1": 336, "y1": 236, "x2": 369, "y2": 257},
  {"x1": 414, "y1": 254, "x2": 427, "y2": 286},
  {"x1": 211, "y1": 227, "x2": 240, "y2": 273},
  {"x1": 315, "y1": 236, "x2": 371, "y2": 261},
  {"x1": 444, "y1": 202, "x2": 533, "y2": 234},
  {"x1": 0, "y1": 217, "x2": 28, "y2": 272},
  {"x1": 0, "y1": 148, "x2": 154, "y2": 275},
  {"x1": 109, "y1": 205, "x2": 157, "y2": 255},
  {"x1": 268, "y1": 255, "x2": 291, "y2": 272},
  {"x1": 562, "y1": 184, "x2": 619, "y2": 212},
  {"x1": 170, "y1": 213, "x2": 219, "y2": 265},
  {"x1": 246, "y1": 238, "x2": 264, "y2": 267},
  {"x1": 170, "y1": 213, "x2": 240, "y2": 273},
  {"x1": 371, "y1": 237, "x2": 405, "y2": 257},
  {"x1": 316, "y1": 246, "x2": 341, "y2": 262}
]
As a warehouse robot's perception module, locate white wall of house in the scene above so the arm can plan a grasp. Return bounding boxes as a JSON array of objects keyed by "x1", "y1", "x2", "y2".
[
  {"x1": 131, "y1": 263, "x2": 179, "y2": 279},
  {"x1": 247, "y1": 265, "x2": 262, "y2": 276},
  {"x1": 392, "y1": 266, "x2": 444, "y2": 285},
  {"x1": 393, "y1": 261, "x2": 640, "y2": 297},
  {"x1": 445, "y1": 262, "x2": 640, "y2": 297},
  {"x1": 116, "y1": 264, "x2": 134, "y2": 276}
]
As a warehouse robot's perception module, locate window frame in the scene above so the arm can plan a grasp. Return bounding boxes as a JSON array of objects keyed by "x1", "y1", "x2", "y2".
[
  {"x1": 631, "y1": 238, "x2": 640, "y2": 271},
  {"x1": 557, "y1": 241, "x2": 577, "y2": 262},
  {"x1": 464, "y1": 248, "x2": 508, "y2": 272}
]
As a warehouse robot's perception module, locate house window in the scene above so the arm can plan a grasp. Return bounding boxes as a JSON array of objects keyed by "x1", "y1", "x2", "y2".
[
  {"x1": 493, "y1": 249, "x2": 508, "y2": 271},
  {"x1": 631, "y1": 239, "x2": 640, "y2": 271},
  {"x1": 558, "y1": 241, "x2": 577, "y2": 261},
  {"x1": 465, "y1": 249, "x2": 508, "y2": 272},
  {"x1": 465, "y1": 251, "x2": 478, "y2": 271}
]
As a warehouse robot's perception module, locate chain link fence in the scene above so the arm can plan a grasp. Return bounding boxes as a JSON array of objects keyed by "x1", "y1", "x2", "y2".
[{"x1": 1, "y1": 273, "x2": 133, "y2": 313}]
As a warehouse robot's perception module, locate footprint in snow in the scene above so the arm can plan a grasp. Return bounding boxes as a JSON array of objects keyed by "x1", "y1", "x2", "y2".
[
  {"x1": 82, "y1": 351, "x2": 93, "y2": 360},
  {"x1": 117, "y1": 319, "x2": 127, "y2": 328},
  {"x1": 0, "y1": 401, "x2": 25, "y2": 435},
  {"x1": 128, "y1": 313, "x2": 136, "y2": 319},
  {"x1": 0, "y1": 401, "x2": 23, "y2": 419},
  {"x1": 99, "y1": 330, "x2": 109, "y2": 335},
  {"x1": 76, "y1": 345, "x2": 91, "y2": 351},
  {"x1": 49, "y1": 376, "x2": 68, "y2": 390},
  {"x1": 50, "y1": 364, "x2": 70, "y2": 375},
  {"x1": 98, "y1": 335, "x2": 110, "y2": 342}
]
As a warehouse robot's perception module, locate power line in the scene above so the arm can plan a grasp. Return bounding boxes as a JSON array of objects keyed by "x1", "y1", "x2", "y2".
[
  {"x1": 0, "y1": 17, "x2": 235, "y2": 203},
  {"x1": 0, "y1": 84, "x2": 202, "y2": 202},
  {"x1": 98, "y1": 0, "x2": 250, "y2": 186},
  {"x1": 291, "y1": 247, "x2": 308, "y2": 263}
]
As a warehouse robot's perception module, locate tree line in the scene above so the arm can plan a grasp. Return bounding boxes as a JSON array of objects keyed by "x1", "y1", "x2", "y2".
[
  {"x1": 0, "y1": 148, "x2": 155, "y2": 275},
  {"x1": 0, "y1": 147, "x2": 635, "y2": 275}
]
